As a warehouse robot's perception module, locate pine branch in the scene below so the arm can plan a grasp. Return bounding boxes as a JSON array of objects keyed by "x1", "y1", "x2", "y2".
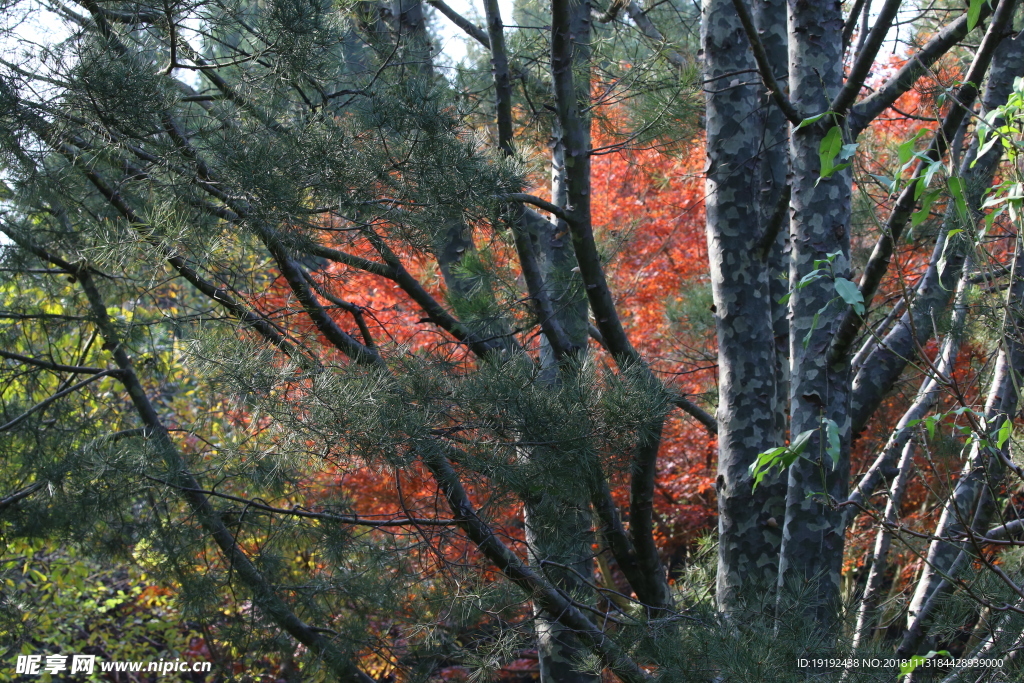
[
  {"x1": 623, "y1": 1, "x2": 687, "y2": 69},
  {"x1": 0, "y1": 349, "x2": 108, "y2": 375},
  {"x1": 30, "y1": 247, "x2": 376, "y2": 683},
  {"x1": 146, "y1": 478, "x2": 457, "y2": 527},
  {"x1": 421, "y1": 449, "x2": 652, "y2": 683}
]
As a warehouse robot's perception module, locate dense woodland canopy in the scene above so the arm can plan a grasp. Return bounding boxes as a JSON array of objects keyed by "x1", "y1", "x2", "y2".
[{"x1": 3, "y1": 0, "x2": 1024, "y2": 681}]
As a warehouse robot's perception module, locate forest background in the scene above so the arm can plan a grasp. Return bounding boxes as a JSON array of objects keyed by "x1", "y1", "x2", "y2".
[{"x1": 2, "y1": 0, "x2": 1024, "y2": 682}]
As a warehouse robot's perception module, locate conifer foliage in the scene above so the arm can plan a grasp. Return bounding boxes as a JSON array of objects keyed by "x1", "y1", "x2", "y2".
[{"x1": 2, "y1": 1, "x2": 1024, "y2": 681}]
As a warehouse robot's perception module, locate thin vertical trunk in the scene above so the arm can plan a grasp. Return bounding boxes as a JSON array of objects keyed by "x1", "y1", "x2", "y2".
[
  {"x1": 754, "y1": 0, "x2": 791, "y2": 451},
  {"x1": 778, "y1": 0, "x2": 851, "y2": 633},
  {"x1": 702, "y1": 0, "x2": 785, "y2": 613},
  {"x1": 525, "y1": 503, "x2": 599, "y2": 683},
  {"x1": 551, "y1": 0, "x2": 673, "y2": 626},
  {"x1": 483, "y1": 0, "x2": 599, "y2": 679},
  {"x1": 392, "y1": 0, "x2": 513, "y2": 348}
]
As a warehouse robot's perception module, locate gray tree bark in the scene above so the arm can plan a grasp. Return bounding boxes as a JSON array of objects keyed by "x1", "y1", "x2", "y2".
[
  {"x1": 702, "y1": 0, "x2": 785, "y2": 614},
  {"x1": 777, "y1": 0, "x2": 851, "y2": 632}
]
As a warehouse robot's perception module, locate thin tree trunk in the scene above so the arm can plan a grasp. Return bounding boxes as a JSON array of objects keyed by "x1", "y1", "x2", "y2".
[{"x1": 482, "y1": 0, "x2": 602, "y2": 678}]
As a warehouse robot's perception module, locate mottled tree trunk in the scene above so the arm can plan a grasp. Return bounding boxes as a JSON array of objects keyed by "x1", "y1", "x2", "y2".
[
  {"x1": 701, "y1": 0, "x2": 786, "y2": 614},
  {"x1": 754, "y1": 0, "x2": 792, "y2": 447},
  {"x1": 777, "y1": 0, "x2": 851, "y2": 632}
]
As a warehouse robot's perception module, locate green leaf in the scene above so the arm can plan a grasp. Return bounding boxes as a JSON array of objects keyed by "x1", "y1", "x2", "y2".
[
  {"x1": 912, "y1": 190, "x2": 940, "y2": 227},
  {"x1": 968, "y1": 0, "x2": 984, "y2": 32},
  {"x1": 797, "y1": 268, "x2": 826, "y2": 288},
  {"x1": 817, "y1": 162, "x2": 851, "y2": 184},
  {"x1": 976, "y1": 134, "x2": 1001, "y2": 165},
  {"x1": 796, "y1": 111, "x2": 831, "y2": 130},
  {"x1": 790, "y1": 428, "x2": 816, "y2": 456},
  {"x1": 900, "y1": 650, "x2": 951, "y2": 677},
  {"x1": 919, "y1": 160, "x2": 944, "y2": 199},
  {"x1": 997, "y1": 418, "x2": 1013, "y2": 449},
  {"x1": 825, "y1": 418, "x2": 840, "y2": 466},
  {"x1": 947, "y1": 177, "x2": 969, "y2": 219},
  {"x1": 803, "y1": 309, "x2": 821, "y2": 348},
  {"x1": 869, "y1": 173, "x2": 896, "y2": 193},
  {"x1": 778, "y1": 291, "x2": 792, "y2": 305},
  {"x1": 899, "y1": 129, "x2": 929, "y2": 166},
  {"x1": 749, "y1": 446, "x2": 788, "y2": 490},
  {"x1": 819, "y1": 125, "x2": 843, "y2": 177},
  {"x1": 749, "y1": 430, "x2": 817, "y2": 491},
  {"x1": 985, "y1": 204, "x2": 1006, "y2": 231},
  {"x1": 839, "y1": 142, "x2": 859, "y2": 161},
  {"x1": 833, "y1": 277, "x2": 865, "y2": 315}
]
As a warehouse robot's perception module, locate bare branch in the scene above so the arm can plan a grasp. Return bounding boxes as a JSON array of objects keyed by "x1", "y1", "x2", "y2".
[
  {"x1": 0, "y1": 349, "x2": 108, "y2": 375},
  {"x1": 831, "y1": 0, "x2": 902, "y2": 116},
  {"x1": 729, "y1": 0, "x2": 801, "y2": 125}
]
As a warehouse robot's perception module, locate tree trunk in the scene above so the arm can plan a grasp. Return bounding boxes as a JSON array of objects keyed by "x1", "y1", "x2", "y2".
[
  {"x1": 701, "y1": 0, "x2": 786, "y2": 614},
  {"x1": 777, "y1": 0, "x2": 851, "y2": 633}
]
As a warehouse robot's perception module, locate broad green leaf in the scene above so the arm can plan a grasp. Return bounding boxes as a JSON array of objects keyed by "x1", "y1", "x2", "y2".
[
  {"x1": 912, "y1": 190, "x2": 940, "y2": 227},
  {"x1": 918, "y1": 160, "x2": 944, "y2": 199},
  {"x1": 947, "y1": 177, "x2": 969, "y2": 219},
  {"x1": 749, "y1": 445, "x2": 805, "y2": 491},
  {"x1": 749, "y1": 446, "x2": 787, "y2": 490},
  {"x1": 869, "y1": 173, "x2": 896, "y2": 193},
  {"x1": 839, "y1": 142, "x2": 859, "y2": 161},
  {"x1": 975, "y1": 134, "x2": 1001, "y2": 166},
  {"x1": 818, "y1": 162, "x2": 851, "y2": 184},
  {"x1": 968, "y1": 0, "x2": 984, "y2": 32},
  {"x1": 997, "y1": 418, "x2": 1013, "y2": 449},
  {"x1": 819, "y1": 125, "x2": 843, "y2": 177},
  {"x1": 790, "y1": 428, "x2": 816, "y2": 456},
  {"x1": 797, "y1": 268, "x2": 826, "y2": 288},
  {"x1": 796, "y1": 111, "x2": 831, "y2": 130},
  {"x1": 825, "y1": 419, "x2": 840, "y2": 466},
  {"x1": 834, "y1": 277, "x2": 865, "y2": 315},
  {"x1": 803, "y1": 309, "x2": 821, "y2": 348},
  {"x1": 899, "y1": 129, "x2": 929, "y2": 166},
  {"x1": 985, "y1": 204, "x2": 1006, "y2": 231}
]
